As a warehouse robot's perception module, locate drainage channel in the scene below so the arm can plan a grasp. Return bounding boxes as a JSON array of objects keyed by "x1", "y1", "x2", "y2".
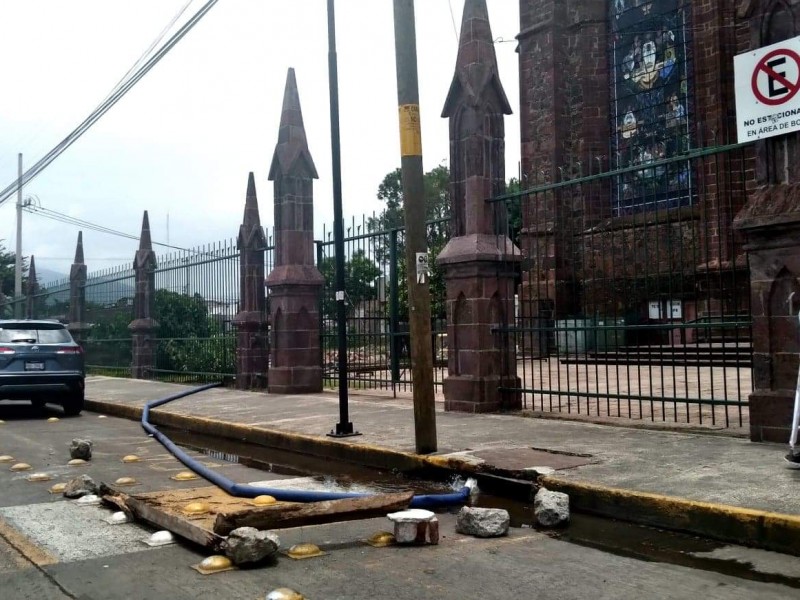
[{"x1": 161, "y1": 426, "x2": 800, "y2": 589}]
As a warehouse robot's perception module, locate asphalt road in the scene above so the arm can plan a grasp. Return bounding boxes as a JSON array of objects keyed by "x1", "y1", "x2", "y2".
[{"x1": 0, "y1": 401, "x2": 799, "y2": 600}]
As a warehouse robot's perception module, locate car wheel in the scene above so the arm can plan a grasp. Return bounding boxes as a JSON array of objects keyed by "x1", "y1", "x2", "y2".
[
  {"x1": 62, "y1": 388, "x2": 84, "y2": 417},
  {"x1": 31, "y1": 398, "x2": 47, "y2": 414}
]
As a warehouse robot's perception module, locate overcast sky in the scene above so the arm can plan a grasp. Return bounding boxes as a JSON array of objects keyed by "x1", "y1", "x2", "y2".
[{"x1": 0, "y1": 0, "x2": 520, "y2": 280}]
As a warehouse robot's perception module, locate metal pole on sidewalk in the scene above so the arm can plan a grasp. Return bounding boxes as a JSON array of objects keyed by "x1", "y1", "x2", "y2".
[
  {"x1": 14, "y1": 153, "x2": 23, "y2": 318},
  {"x1": 327, "y1": 0, "x2": 359, "y2": 437},
  {"x1": 392, "y1": 0, "x2": 437, "y2": 453}
]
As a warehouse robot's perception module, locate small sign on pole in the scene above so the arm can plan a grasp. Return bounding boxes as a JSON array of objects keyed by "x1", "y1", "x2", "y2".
[
  {"x1": 735, "y1": 36, "x2": 800, "y2": 142},
  {"x1": 416, "y1": 252, "x2": 429, "y2": 285}
]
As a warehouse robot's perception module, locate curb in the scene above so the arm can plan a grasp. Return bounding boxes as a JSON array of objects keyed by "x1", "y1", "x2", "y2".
[
  {"x1": 540, "y1": 477, "x2": 800, "y2": 557},
  {"x1": 86, "y1": 397, "x2": 800, "y2": 556}
]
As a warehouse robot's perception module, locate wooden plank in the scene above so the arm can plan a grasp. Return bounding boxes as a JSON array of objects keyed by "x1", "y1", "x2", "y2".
[
  {"x1": 125, "y1": 495, "x2": 226, "y2": 550},
  {"x1": 100, "y1": 485, "x2": 225, "y2": 551},
  {"x1": 213, "y1": 491, "x2": 414, "y2": 536}
]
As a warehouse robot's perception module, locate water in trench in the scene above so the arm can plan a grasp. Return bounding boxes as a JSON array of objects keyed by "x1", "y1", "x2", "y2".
[{"x1": 162, "y1": 426, "x2": 800, "y2": 589}]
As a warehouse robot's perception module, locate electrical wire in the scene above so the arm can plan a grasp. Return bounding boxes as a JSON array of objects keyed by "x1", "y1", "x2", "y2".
[
  {"x1": 23, "y1": 204, "x2": 191, "y2": 252},
  {"x1": 0, "y1": 0, "x2": 219, "y2": 208}
]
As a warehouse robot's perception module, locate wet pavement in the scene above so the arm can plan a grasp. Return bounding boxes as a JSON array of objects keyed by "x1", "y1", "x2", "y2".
[
  {"x1": 1, "y1": 403, "x2": 800, "y2": 599},
  {"x1": 84, "y1": 376, "x2": 800, "y2": 516}
]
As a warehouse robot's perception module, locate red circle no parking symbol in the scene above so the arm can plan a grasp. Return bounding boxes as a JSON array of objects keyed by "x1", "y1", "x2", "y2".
[{"x1": 751, "y1": 48, "x2": 800, "y2": 106}]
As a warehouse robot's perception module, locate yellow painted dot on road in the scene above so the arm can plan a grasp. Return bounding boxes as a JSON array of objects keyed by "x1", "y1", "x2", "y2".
[
  {"x1": 115, "y1": 477, "x2": 137, "y2": 486},
  {"x1": 171, "y1": 471, "x2": 199, "y2": 482},
  {"x1": 10, "y1": 463, "x2": 32, "y2": 472},
  {"x1": 67, "y1": 459, "x2": 87, "y2": 466},
  {"x1": 121, "y1": 455, "x2": 141, "y2": 463},
  {"x1": 49, "y1": 483, "x2": 67, "y2": 494},
  {"x1": 27, "y1": 473, "x2": 52, "y2": 482},
  {"x1": 47, "y1": 417, "x2": 59, "y2": 423},
  {"x1": 98, "y1": 415, "x2": 107, "y2": 419},
  {"x1": 0, "y1": 455, "x2": 14, "y2": 463},
  {"x1": 0, "y1": 420, "x2": 5, "y2": 424}
]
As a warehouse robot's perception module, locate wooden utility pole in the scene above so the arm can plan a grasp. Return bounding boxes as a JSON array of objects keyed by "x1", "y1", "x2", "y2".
[{"x1": 392, "y1": 0, "x2": 437, "y2": 454}]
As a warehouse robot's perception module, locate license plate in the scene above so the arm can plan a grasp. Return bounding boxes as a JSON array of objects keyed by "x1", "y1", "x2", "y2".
[{"x1": 25, "y1": 362, "x2": 45, "y2": 371}]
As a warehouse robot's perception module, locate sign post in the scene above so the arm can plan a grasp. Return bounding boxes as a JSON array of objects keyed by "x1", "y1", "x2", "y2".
[{"x1": 735, "y1": 36, "x2": 800, "y2": 142}]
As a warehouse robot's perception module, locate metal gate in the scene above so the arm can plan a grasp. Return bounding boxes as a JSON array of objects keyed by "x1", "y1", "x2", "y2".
[{"x1": 492, "y1": 144, "x2": 753, "y2": 428}]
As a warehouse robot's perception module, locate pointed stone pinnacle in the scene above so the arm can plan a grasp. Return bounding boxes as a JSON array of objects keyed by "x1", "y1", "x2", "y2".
[
  {"x1": 462, "y1": 0, "x2": 490, "y2": 26},
  {"x1": 243, "y1": 172, "x2": 261, "y2": 228},
  {"x1": 27, "y1": 255, "x2": 37, "y2": 293},
  {"x1": 139, "y1": 211, "x2": 152, "y2": 251},
  {"x1": 442, "y1": 0, "x2": 511, "y2": 117},
  {"x1": 269, "y1": 68, "x2": 318, "y2": 180},
  {"x1": 74, "y1": 231, "x2": 84, "y2": 264}
]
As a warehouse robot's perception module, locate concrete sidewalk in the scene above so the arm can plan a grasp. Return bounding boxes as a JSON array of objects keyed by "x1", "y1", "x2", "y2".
[{"x1": 83, "y1": 376, "x2": 800, "y2": 552}]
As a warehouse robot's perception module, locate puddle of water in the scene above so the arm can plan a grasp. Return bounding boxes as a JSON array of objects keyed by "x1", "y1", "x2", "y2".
[{"x1": 161, "y1": 426, "x2": 800, "y2": 589}]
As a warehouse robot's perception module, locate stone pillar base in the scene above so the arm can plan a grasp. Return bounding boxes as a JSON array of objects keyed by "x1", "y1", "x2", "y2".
[
  {"x1": 268, "y1": 366, "x2": 323, "y2": 394},
  {"x1": 748, "y1": 391, "x2": 794, "y2": 443},
  {"x1": 443, "y1": 375, "x2": 522, "y2": 413}
]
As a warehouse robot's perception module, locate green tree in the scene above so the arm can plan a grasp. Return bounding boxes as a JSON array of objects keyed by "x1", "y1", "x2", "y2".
[
  {"x1": 366, "y1": 164, "x2": 452, "y2": 322},
  {"x1": 319, "y1": 249, "x2": 382, "y2": 322}
]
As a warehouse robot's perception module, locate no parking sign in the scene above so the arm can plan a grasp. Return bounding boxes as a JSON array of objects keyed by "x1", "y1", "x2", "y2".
[{"x1": 735, "y1": 36, "x2": 800, "y2": 142}]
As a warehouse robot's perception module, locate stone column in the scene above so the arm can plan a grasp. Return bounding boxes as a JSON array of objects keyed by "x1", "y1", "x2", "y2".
[
  {"x1": 266, "y1": 68, "x2": 324, "y2": 394},
  {"x1": 129, "y1": 211, "x2": 158, "y2": 379},
  {"x1": 233, "y1": 173, "x2": 269, "y2": 390},
  {"x1": 734, "y1": 186, "x2": 800, "y2": 442},
  {"x1": 25, "y1": 255, "x2": 38, "y2": 319},
  {"x1": 67, "y1": 232, "x2": 89, "y2": 345},
  {"x1": 436, "y1": 0, "x2": 521, "y2": 413}
]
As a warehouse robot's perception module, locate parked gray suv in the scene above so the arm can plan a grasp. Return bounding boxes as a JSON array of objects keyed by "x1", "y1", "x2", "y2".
[{"x1": 0, "y1": 320, "x2": 85, "y2": 415}]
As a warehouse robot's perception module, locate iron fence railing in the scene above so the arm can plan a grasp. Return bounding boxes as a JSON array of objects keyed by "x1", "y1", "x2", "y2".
[{"x1": 491, "y1": 143, "x2": 753, "y2": 428}]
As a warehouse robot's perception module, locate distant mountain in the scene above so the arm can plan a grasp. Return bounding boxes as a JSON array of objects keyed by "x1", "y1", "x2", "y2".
[{"x1": 37, "y1": 268, "x2": 69, "y2": 286}]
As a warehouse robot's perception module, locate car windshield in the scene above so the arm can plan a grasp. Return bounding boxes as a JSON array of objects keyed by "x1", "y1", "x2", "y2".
[{"x1": 0, "y1": 326, "x2": 72, "y2": 344}]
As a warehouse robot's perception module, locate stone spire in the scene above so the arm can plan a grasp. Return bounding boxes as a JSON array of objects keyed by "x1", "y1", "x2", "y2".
[
  {"x1": 74, "y1": 231, "x2": 84, "y2": 264},
  {"x1": 68, "y1": 232, "x2": 88, "y2": 343},
  {"x1": 25, "y1": 255, "x2": 38, "y2": 319},
  {"x1": 233, "y1": 172, "x2": 268, "y2": 390},
  {"x1": 442, "y1": 0, "x2": 511, "y2": 118},
  {"x1": 138, "y1": 210, "x2": 152, "y2": 251},
  {"x1": 130, "y1": 210, "x2": 157, "y2": 379},
  {"x1": 269, "y1": 68, "x2": 318, "y2": 181},
  {"x1": 266, "y1": 68, "x2": 324, "y2": 394},
  {"x1": 435, "y1": 0, "x2": 520, "y2": 413}
]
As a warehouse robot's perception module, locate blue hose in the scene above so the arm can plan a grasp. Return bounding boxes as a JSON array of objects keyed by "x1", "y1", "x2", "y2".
[{"x1": 141, "y1": 383, "x2": 471, "y2": 509}]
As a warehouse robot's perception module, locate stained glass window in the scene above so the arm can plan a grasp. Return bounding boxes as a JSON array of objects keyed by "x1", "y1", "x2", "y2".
[{"x1": 609, "y1": 0, "x2": 694, "y2": 214}]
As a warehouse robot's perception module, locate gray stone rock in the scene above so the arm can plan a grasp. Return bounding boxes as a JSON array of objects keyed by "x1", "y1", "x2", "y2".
[
  {"x1": 69, "y1": 439, "x2": 93, "y2": 461},
  {"x1": 63, "y1": 475, "x2": 98, "y2": 499},
  {"x1": 455, "y1": 506, "x2": 510, "y2": 538},
  {"x1": 534, "y1": 488, "x2": 570, "y2": 528},
  {"x1": 222, "y1": 527, "x2": 280, "y2": 565}
]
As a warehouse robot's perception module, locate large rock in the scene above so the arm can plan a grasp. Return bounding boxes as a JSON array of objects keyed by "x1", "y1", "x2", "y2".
[
  {"x1": 69, "y1": 439, "x2": 93, "y2": 460},
  {"x1": 63, "y1": 475, "x2": 98, "y2": 499},
  {"x1": 222, "y1": 527, "x2": 280, "y2": 565},
  {"x1": 534, "y1": 488, "x2": 570, "y2": 528},
  {"x1": 455, "y1": 506, "x2": 510, "y2": 538}
]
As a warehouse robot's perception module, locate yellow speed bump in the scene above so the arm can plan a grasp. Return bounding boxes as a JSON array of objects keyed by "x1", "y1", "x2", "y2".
[
  {"x1": 286, "y1": 543, "x2": 324, "y2": 560},
  {"x1": 192, "y1": 555, "x2": 234, "y2": 575}
]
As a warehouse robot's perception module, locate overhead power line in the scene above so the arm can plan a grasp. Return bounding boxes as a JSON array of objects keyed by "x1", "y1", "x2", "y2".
[
  {"x1": 0, "y1": 0, "x2": 219, "y2": 208},
  {"x1": 23, "y1": 204, "x2": 191, "y2": 253}
]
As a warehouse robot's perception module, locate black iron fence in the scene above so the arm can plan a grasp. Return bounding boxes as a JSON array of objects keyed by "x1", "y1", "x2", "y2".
[
  {"x1": 316, "y1": 215, "x2": 449, "y2": 393},
  {"x1": 491, "y1": 143, "x2": 753, "y2": 427}
]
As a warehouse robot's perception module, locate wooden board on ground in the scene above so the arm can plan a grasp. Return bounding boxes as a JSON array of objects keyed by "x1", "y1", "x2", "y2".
[
  {"x1": 213, "y1": 490, "x2": 415, "y2": 535},
  {"x1": 99, "y1": 484, "x2": 414, "y2": 548}
]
